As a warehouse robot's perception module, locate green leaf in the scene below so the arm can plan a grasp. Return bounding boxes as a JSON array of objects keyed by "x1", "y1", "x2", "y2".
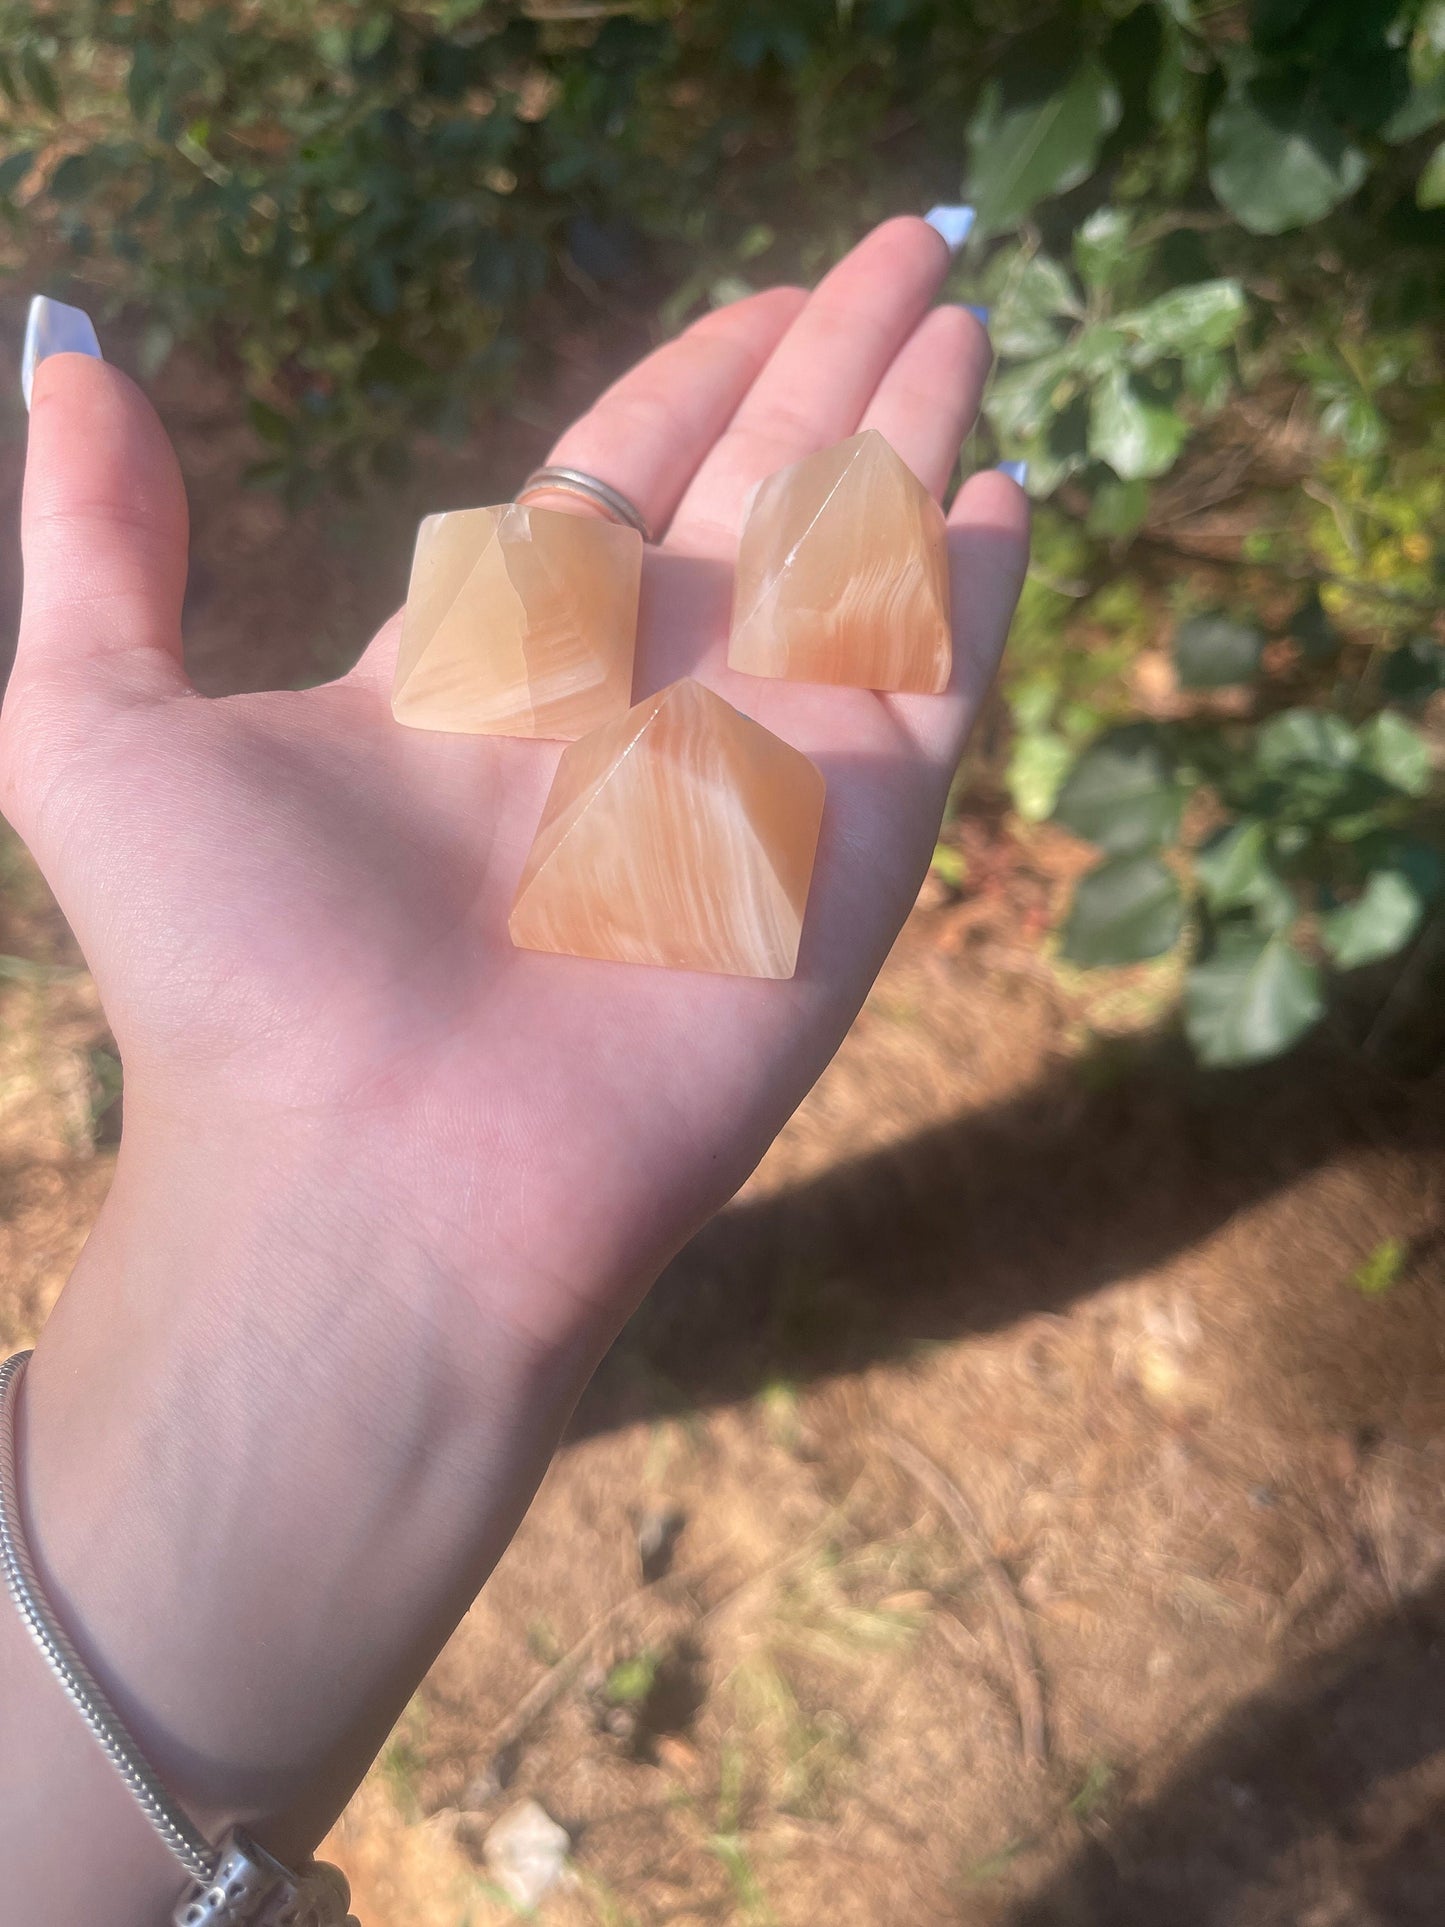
[
  {"x1": 1009, "y1": 674, "x2": 1057, "y2": 733},
  {"x1": 0, "y1": 150, "x2": 33, "y2": 200},
  {"x1": 359, "y1": 340, "x2": 429, "y2": 388},
  {"x1": 127, "y1": 42, "x2": 161, "y2": 120},
  {"x1": 1249, "y1": 0, "x2": 1314, "y2": 46},
  {"x1": 1196, "y1": 823, "x2": 1294, "y2": 932},
  {"x1": 1419, "y1": 139, "x2": 1445, "y2": 208},
  {"x1": 1256, "y1": 709, "x2": 1358, "y2": 776},
  {"x1": 988, "y1": 252, "x2": 1082, "y2": 358},
  {"x1": 1181, "y1": 349, "x2": 1232, "y2": 415},
  {"x1": 1085, "y1": 476, "x2": 1151, "y2": 539},
  {"x1": 1173, "y1": 611, "x2": 1264, "y2": 688},
  {"x1": 1072, "y1": 322, "x2": 1129, "y2": 377},
  {"x1": 1151, "y1": 15, "x2": 1195, "y2": 124},
  {"x1": 20, "y1": 45, "x2": 60, "y2": 117},
  {"x1": 930, "y1": 843, "x2": 969, "y2": 888},
  {"x1": 1053, "y1": 727, "x2": 1181, "y2": 853},
  {"x1": 1008, "y1": 728, "x2": 1074, "y2": 822},
  {"x1": 1383, "y1": 76, "x2": 1445, "y2": 143},
  {"x1": 1015, "y1": 407, "x2": 1094, "y2": 495},
  {"x1": 1119, "y1": 280, "x2": 1247, "y2": 359},
  {"x1": 1358, "y1": 710, "x2": 1432, "y2": 797},
  {"x1": 247, "y1": 399, "x2": 292, "y2": 446},
  {"x1": 1319, "y1": 390, "x2": 1387, "y2": 458},
  {"x1": 1291, "y1": 590, "x2": 1337, "y2": 660},
  {"x1": 354, "y1": 14, "x2": 392, "y2": 61},
  {"x1": 1350, "y1": 1237, "x2": 1407, "y2": 1298},
  {"x1": 1382, "y1": 636, "x2": 1445, "y2": 705},
  {"x1": 1321, "y1": 869, "x2": 1424, "y2": 969},
  {"x1": 1391, "y1": 836, "x2": 1445, "y2": 907},
  {"x1": 985, "y1": 349, "x2": 1077, "y2": 440},
  {"x1": 1208, "y1": 80, "x2": 1368, "y2": 234},
  {"x1": 604, "y1": 1650, "x2": 659, "y2": 1706},
  {"x1": 1063, "y1": 855, "x2": 1184, "y2": 967},
  {"x1": 968, "y1": 58, "x2": 1123, "y2": 235},
  {"x1": 1195, "y1": 819, "x2": 1271, "y2": 908},
  {"x1": 1185, "y1": 933, "x2": 1324, "y2": 1067},
  {"x1": 1074, "y1": 207, "x2": 1133, "y2": 293},
  {"x1": 1089, "y1": 365, "x2": 1189, "y2": 480}
]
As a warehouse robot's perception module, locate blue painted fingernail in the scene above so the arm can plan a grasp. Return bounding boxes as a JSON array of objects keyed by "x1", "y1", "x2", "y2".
[
  {"x1": 961, "y1": 304, "x2": 990, "y2": 325},
  {"x1": 22, "y1": 295, "x2": 102, "y2": 410},
  {"x1": 998, "y1": 460, "x2": 1029, "y2": 487},
  {"x1": 924, "y1": 204, "x2": 976, "y2": 252}
]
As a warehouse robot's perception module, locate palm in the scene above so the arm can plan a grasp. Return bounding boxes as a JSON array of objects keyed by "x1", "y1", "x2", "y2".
[{"x1": 9, "y1": 220, "x2": 1026, "y2": 1336}]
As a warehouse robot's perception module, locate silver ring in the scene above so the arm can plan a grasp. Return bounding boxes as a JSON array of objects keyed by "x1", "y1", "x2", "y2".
[{"x1": 516, "y1": 465, "x2": 654, "y2": 544}]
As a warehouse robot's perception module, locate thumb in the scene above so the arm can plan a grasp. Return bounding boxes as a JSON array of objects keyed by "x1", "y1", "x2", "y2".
[{"x1": 15, "y1": 307, "x2": 190, "y2": 704}]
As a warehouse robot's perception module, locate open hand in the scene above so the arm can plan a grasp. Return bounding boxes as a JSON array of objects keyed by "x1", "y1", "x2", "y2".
[
  {"x1": 1, "y1": 218, "x2": 1027, "y2": 1886},
  {"x1": 7, "y1": 217, "x2": 1026, "y2": 1351}
]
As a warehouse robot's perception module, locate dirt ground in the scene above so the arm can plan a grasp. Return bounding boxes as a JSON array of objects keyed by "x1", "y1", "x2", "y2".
[{"x1": 2, "y1": 315, "x2": 1444, "y2": 1927}]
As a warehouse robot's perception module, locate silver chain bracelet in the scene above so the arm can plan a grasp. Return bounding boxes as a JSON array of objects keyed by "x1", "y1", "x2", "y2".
[{"x1": 0, "y1": 1350, "x2": 360, "y2": 1926}]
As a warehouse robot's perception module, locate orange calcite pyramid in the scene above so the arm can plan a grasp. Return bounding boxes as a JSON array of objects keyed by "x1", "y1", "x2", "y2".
[
  {"x1": 727, "y1": 429, "x2": 951, "y2": 694},
  {"x1": 393, "y1": 503, "x2": 641, "y2": 738},
  {"x1": 509, "y1": 679, "x2": 825, "y2": 979}
]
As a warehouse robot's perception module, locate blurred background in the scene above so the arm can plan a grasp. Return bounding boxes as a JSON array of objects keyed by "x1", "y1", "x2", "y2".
[{"x1": 2, "y1": 2, "x2": 1445, "y2": 1921}]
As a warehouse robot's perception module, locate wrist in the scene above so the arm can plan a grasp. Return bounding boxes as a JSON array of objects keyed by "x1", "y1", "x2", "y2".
[
  {"x1": 16, "y1": 1094, "x2": 607, "y2": 1862},
  {"x1": 104, "y1": 1064, "x2": 668, "y2": 1360}
]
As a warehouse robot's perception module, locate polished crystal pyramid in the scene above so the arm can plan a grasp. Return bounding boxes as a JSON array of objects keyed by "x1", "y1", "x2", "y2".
[
  {"x1": 509, "y1": 679, "x2": 825, "y2": 978},
  {"x1": 393, "y1": 503, "x2": 641, "y2": 738},
  {"x1": 727, "y1": 429, "x2": 951, "y2": 693}
]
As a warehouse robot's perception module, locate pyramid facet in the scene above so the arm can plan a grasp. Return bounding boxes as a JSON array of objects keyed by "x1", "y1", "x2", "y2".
[
  {"x1": 727, "y1": 429, "x2": 951, "y2": 693},
  {"x1": 393, "y1": 503, "x2": 641, "y2": 738},
  {"x1": 509, "y1": 679, "x2": 825, "y2": 979}
]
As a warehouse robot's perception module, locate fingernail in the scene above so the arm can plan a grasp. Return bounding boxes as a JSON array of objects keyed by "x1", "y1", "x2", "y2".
[
  {"x1": 924, "y1": 204, "x2": 976, "y2": 252},
  {"x1": 22, "y1": 295, "x2": 102, "y2": 411},
  {"x1": 961, "y1": 304, "x2": 990, "y2": 326},
  {"x1": 997, "y1": 459, "x2": 1030, "y2": 488}
]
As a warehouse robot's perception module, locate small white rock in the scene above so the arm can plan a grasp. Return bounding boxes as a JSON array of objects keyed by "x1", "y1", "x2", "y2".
[{"x1": 483, "y1": 1798, "x2": 570, "y2": 1909}]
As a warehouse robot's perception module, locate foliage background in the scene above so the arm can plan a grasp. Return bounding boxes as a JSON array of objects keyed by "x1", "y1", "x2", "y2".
[{"x1": 1, "y1": 0, "x2": 1443, "y2": 1067}]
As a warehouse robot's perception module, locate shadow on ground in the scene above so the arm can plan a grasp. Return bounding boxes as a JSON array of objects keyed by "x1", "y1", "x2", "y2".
[
  {"x1": 1009, "y1": 1564, "x2": 1445, "y2": 1927},
  {"x1": 581, "y1": 1029, "x2": 1445, "y2": 1432},
  {"x1": 571, "y1": 1025, "x2": 1445, "y2": 1925}
]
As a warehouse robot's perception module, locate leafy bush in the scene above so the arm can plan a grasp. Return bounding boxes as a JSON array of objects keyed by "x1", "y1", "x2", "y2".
[
  {"x1": 0, "y1": 0, "x2": 994, "y2": 490},
  {"x1": 1055, "y1": 614, "x2": 1445, "y2": 1064},
  {"x1": 2, "y1": 0, "x2": 1442, "y2": 1066},
  {"x1": 982, "y1": 223, "x2": 1246, "y2": 502},
  {"x1": 5, "y1": 2, "x2": 1442, "y2": 490}
]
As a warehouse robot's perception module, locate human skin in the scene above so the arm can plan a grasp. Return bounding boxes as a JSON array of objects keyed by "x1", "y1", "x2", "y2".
[{"x1": 0, "y1": 217, "x2": 1027, "y2": 1925}]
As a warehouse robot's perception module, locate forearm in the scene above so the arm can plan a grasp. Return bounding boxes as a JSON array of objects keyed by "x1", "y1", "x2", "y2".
[{"x1": 3, "y1": 1098, "x2": 600, "y2": 1923}]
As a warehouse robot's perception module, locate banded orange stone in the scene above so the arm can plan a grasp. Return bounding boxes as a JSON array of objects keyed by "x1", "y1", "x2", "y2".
[
  {"x1": 393, "y1": 503, "x2": 641, "y2": 738},
  {"x1": 727, "y1": 428, "x2": 951, "y2": 694},
  {"x1": 509, "y1": 679, "x2": 825, "y2": 979}
]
